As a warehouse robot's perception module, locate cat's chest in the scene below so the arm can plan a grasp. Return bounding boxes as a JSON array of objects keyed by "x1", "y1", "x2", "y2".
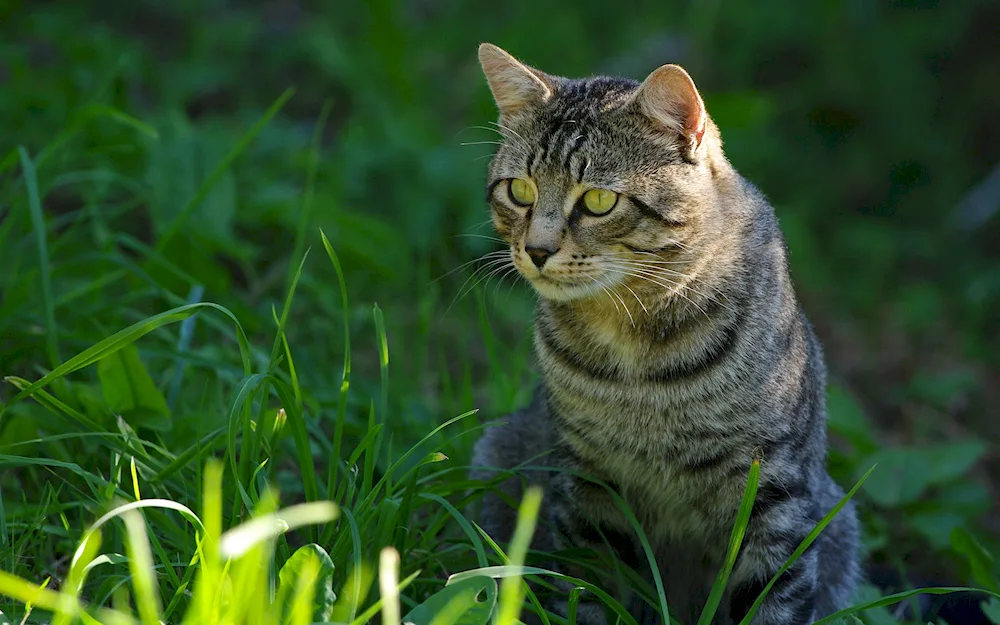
[{"x1": 587, "y1": 443, "x2": 742, "y2": 544}]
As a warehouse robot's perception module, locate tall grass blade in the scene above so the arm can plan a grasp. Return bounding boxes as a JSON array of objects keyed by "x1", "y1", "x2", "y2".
[
  {"x1": 18, "y1": 147, "x2": 60, "y2": 368},
  {"x1": 812, "y1": 586, "x2": 1000, "y2": 624},
  {"x1": 218, "y1": 501, "x2": 338, "y2": 558},
  {"x1": 697, "y1": 458, "x2": 760, "y2": 625},
  {"x1": 288, "y1": 99, "x2": 333, "y2": 291},
  {"x1": 736, "y1": 463, "x2": 878, "y2": 625},
  {"x1": 121, "y1": 509, "x2": 163, "y2": 625},
  {"x1": 5, "y1": 302, "x2": 251, "y2": 409},
  {"x1": 496, "y1": 486, "x2": 542, "y2": 625},
  {"x1": 379, "y1": 547, "x2": 402, "y2": 625},
  {"x1": 319, "y1": 229, "x2": 352, "y2": 505}
]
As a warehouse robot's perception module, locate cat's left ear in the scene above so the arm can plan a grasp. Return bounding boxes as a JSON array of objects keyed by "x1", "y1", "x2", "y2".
[
  {"x1": 630, "y1": 64, "x2": 708, "y2": 160},
  {"x1": 478, "y1": 43, "x2": 555, "y2": 116}
]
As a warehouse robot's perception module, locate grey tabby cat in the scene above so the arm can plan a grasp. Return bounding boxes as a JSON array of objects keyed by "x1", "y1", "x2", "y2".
[{"x1": 468, "y1": 43, "x2": 861, "y2": 625}]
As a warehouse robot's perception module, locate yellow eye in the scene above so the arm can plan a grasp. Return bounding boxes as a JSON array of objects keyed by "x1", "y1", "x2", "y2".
[
  {"x1": 582, "y1": 188, "x2": 619, "y2": 215},
  {"x1": 508, "y1": 178, "x2": 536, "y2": 207}
]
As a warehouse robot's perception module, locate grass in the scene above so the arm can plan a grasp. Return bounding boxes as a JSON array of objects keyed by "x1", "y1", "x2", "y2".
[
  {"x1": 1, "y1": 244, "x2": 997, "y2": 622},
  {"x1": 2, "y1": 1, "x2": 1000, "y2": 623}
]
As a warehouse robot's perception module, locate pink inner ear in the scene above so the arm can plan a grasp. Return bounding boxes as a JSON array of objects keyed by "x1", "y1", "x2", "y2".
[
  {"x1": 638, "y1": 65, "x2": 707, "y2": 148},
  {"x1": 692, "y1": 112, "x2": 706, "y2": 147}
]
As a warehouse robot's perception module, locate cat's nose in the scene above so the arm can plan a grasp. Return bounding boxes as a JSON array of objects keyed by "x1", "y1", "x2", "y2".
[{"x1": 525, "y1": 245, "x2": 558, "y2": 268}]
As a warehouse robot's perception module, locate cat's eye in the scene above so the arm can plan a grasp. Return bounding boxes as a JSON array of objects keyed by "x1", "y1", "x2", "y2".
[
  {"x1": 581, "y1": 188, "x2": 619, "y2": 215},
  {"x1": 508, "y1": 178, "x2": 536, "y2": 207}
]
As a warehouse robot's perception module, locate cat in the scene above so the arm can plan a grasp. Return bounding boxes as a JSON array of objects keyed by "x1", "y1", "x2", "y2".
[{"x1": 467, "y1": 43, "x2": 862, "y2": 625}]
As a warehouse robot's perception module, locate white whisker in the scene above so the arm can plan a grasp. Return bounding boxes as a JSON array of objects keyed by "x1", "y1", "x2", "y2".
[
  {"x1": 603, "y1": 266, "x2": 713, "y2": 321},
  {"x1": 432, "y1": 249, "x2": 509, "y2": 283},
  {"x1": 620, "y1": 281, "x2": 649, "y2": 316},
  {"x1": 602, "y1": 261, "x2": 736, "y2": 315},
  {"x1": 453, "y1": 233, "x2": 509, "y2": 245},
  {"x1": 594, "y1": 274, "x2": 634, "y2": 327}
]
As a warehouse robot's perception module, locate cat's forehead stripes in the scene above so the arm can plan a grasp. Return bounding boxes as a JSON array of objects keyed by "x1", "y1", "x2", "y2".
[{"x1": 542, "y1": 80, "x2": 633, "y2": 170}]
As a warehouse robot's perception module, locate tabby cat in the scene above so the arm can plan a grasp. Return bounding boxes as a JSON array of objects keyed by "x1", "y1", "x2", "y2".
[{"x1": 468, "y1": 43, "x2": 861, "y2": 625}]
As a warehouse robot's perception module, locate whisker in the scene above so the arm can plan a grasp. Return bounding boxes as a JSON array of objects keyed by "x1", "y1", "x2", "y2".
[
  {"x1": 458, "y1": 124, "x2": 532, "y2": 154},
  {"x1": 483, "y1": 122, "x2": 529, "y2": 146},
  {"x1": 456, "y1": 125, "x2": 503, "y2": 138},
  {"x1": 505, "y1": 270, "x2": 526, "y2": 301},
  {"x1": 493, "y1": 264, "x2": 521, "y2": 299},
  {"x1": 453, "y1": 233, "x2": 509, "y2": 245},
  {"x1": 457, "y1": 258, "x2": 513, "y2": 301},
  {"x1": 602, "y1": 261, "x2": 736, "y2": 314},
  {"x1": 603, "y1": 266, "x2": 713, "y2": 321},
  {"x1": 596, "y1": 277, "x2": 621, "y2": 315},
  {"x1": 469, "y1": 218, "x2": 496, "y2": 230},
  {"x1": 446, "y1": 256, "x2": 511, "y2": 303},
  {"x1": 432, "y1": 249, "x2": 509, "y2": 283},
  {"x1": 609, "y1": 280, "x2": 635, "y2": 327},
  {"x1": 489, "y1": 121, "x2": 529, "y2": 146},
  {"x1": 610, "y1": 259, "x2": 695, "y2": 276},
  {"x1": 606, "y1": 251, "x2": 692, "y2": 264},
  {"x1": 460, "y1": 140, "x2": 504, "y2": 147},
  {"x1": 620, "y1": 281, "x2": 649, "y2": 316},
  {"x1": 592, "y1": 273, "x2": 634, "y2": 327}
]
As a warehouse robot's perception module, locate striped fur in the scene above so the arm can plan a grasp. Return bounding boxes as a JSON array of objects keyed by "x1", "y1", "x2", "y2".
[{"x1": 469, "y1": 44, "x2": 861, "y2": 624}]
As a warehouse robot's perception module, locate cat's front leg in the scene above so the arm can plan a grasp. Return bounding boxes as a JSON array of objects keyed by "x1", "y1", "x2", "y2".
[
  {"x1": 727, "y1": 480, "x2": 819, "y2": 625},
  {"x1": 546, "y1": 453, "x2": 641, "y2": 625}
]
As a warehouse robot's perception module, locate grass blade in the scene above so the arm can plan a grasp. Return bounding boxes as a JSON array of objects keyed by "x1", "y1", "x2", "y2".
[
  {"x1": 496, "y1": 485, "x2": 542, "y2": 625},
  {"x1": 122, "y1": 509, "x2": 163, "y2": 625},
  {"x1": 737, "y1": 463, "x2": 878, "y2": 625},
  {"x1": 155, "y1": 87, "x2": 295, "y2": 252},
  {"x1": 813, "y1": 586, "x2": 1000, "y2": 624},
  {"x1": 319, "y1": 229, "x2": 352, "y2": 505},
  {"x1": 379, "y1": 547, "x2": 402, "y2": 625},
  {"x1": 18, "y1": 146, "x2": 60, "y2": 368},
  {"x1": 697, "y1": 457, "x2": 760, "y2": 625},
  {"x1": 218, "y1": 501, "x2": 338, "y2": 559},
  {"x1": 288, "y1": 99, "x2": 333, "y2": 292},
  {"x1": 4, "y1": 302, "x2": 251, "y2": 409}
]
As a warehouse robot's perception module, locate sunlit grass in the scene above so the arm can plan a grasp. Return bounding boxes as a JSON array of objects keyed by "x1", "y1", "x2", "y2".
[{"x1": 2, "y1": 254, "x2": 999, "y2": 623}]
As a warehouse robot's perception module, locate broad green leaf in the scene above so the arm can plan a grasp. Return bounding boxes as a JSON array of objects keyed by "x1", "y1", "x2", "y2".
[
  {"x1": 860, "y1": 442, "x2": 987, "y2": 507},
  {"x1": 950, "y1": 527, "x2": 999, "y2": 592},
  {"x1": 278, "y1": 543, "x2": 337, "y2": 622},
  {"x1": 848, "y1": 584, "x2": 900, "y2": 625},
  {"x1": 97, "y1": 344, "x2": 172, "y2": 431},
  {"x1": 826, "y1": 385, "x2": 876, "y2": 451},
  {"x1": 909, "y1": 511, "x2": 965, "y2": 550},
  {"x1": 450, "y1": 566, "x2": 637, "y2": 625},
  {"x1": 402, "y1": 575, "x2": 496, "y2": 625},
  {"x1": 0, "y1": 409, "x2": 39, "y2": 453}
]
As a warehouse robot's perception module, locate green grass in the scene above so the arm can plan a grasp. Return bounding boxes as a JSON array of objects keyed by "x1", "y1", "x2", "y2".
[
  {"x1": 2, "y1": 1, "x2": 1000, "y2": 624},
  {"x1": 0, "y1": 258, "x2": 997, "y2": 622}
]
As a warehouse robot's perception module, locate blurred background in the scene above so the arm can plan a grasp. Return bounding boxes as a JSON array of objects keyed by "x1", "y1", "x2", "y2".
[{"x1": 1, "y1": 0, "x2": 999, "y2": 621}]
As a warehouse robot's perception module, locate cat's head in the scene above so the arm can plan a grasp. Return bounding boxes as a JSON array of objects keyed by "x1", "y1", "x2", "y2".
[{"x1": 478, "y1": 43, "x2": 730, "y2": 304}]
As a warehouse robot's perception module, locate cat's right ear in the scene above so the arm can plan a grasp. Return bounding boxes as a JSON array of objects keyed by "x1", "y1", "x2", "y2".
[
  {"x1": 630, "y1": 64, "x2": 708, "y2": 160},
  {"x1": 478, "y1": 43, "x2": 554, "y2": 116}
]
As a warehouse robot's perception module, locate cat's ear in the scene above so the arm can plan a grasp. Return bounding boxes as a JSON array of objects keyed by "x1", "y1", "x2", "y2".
[
  {"x1": 478, "y1": 43, "x2": 554, "y2": 116},
  {"x1": 631, "y1": 64, "x2": 708, "y2": 157}
]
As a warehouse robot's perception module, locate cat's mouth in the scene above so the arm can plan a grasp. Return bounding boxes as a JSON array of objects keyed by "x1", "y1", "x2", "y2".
[
  {"x1": 521, "y1": 269, "x2": 616, "y2": 302},
  {"x1": 511, "y1": 248, "x2": 621, "y2": 301}
]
